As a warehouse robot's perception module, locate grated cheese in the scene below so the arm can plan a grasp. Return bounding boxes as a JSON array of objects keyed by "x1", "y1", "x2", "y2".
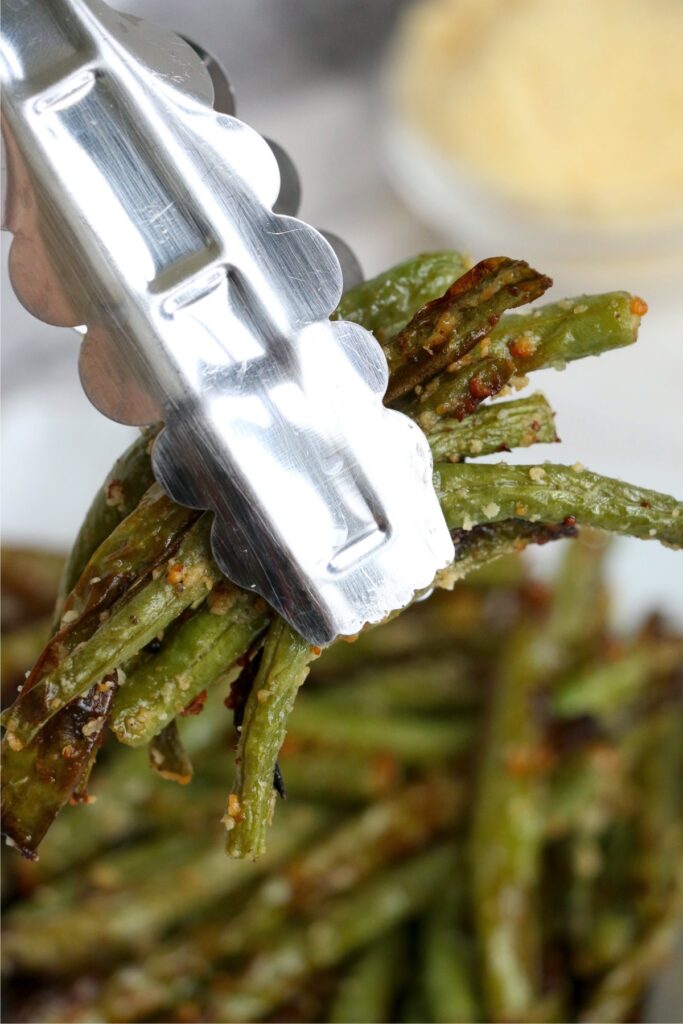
[{"x1": 392, "y1": 0, "x2": 683, "y2": 224}]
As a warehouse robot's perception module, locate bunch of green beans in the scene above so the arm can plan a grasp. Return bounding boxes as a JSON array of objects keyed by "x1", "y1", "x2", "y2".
[
  {"x1": 2, "y1": 251, "x2": 682, "y2": 866},
  {"x1": 2, "y1": 536, "x2": 682, "y2": 1024}
]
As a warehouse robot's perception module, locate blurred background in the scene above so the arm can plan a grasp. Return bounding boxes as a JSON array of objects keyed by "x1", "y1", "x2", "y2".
[{"x1": 2, "y1": 0, "x2": 682, "y2": 628}]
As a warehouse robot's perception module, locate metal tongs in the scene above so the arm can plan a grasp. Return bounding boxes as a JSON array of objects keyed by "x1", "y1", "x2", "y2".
[{"x1": 1, "y1": 0, "x2": 453, "y2": 645}]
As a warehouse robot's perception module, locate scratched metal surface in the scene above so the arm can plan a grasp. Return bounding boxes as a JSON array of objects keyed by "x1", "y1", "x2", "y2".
[{"x1": 1, "y1": 0, "x2": 452, "y2": 644}]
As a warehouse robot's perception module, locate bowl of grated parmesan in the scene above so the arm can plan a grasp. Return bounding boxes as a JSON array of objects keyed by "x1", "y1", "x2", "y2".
[{"x1": 383, "y1": 0, "x2": 683, "y2": 278}]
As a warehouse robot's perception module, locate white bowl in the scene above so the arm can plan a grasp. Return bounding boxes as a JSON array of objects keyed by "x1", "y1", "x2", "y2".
[{"x1": 381, "y1": 106, "x2": 683, "y2": 295}]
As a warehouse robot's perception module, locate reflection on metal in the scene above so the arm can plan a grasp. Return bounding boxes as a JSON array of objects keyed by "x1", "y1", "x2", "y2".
[{"x1": 0, "y1": 0, "x2": 453, "y2": 645}]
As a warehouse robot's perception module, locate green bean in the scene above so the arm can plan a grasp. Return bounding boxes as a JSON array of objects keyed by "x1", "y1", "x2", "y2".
[
  {"x1": 2, "y1": 516, "x2": 220, "y2": 749},
  {"x1": 567, "y1": 822, "x2": 625, "y2": 978},
  {"x1": 545, "y1": 744, "x2": 629, "y2": 842},
  {"x1": 1, "y1": 681, "x2": 116, "y2": 858},
  {"x1": 3, "y1": 837, "x2": 205, "y2": 972},
  {"x1": 111, "y1": 587, "x2": 269, "y2": 747},
  {"x1": 158, "y1": 780, "x2": 459, "y2": 1004},
  {"x1": 332, "y1": 250, "x2": 469, "y2": 345},
  {"x1": 385, "y1": 257, "x2": 551, "y2": 402},
  {"x1": 97, "y1": 783, "x2": 456, "y2": 1022},
  {"x1": 6, "y1": 483, "x2": 199, "y2": 736},
  {"x1": 494, "y1": 292, "x2": 645, "y2": 368},
  {"x1": 54, "y1": 426, "x2": 158, "y2": 620},
  {"x1": 58, "y1": 816, "x2": 331, "y2": 1024},
  {"x1": 544, "y1": 529, "x2": 610, "y2": 664},
  {"x1": 551, "y1": 641, "x2": 683, "y2": 720},
  {"x1": 86, "y1": 946, "x2": 207, "y2": 1023},
  {"x1": 423, "y1": 893, "x2": 481, "y2": 1023},
  {"x1": 148, "y1": 718, "x2": 193, "y2": 784},
  {"x1": 5, "y1": 473, "x2": 663, "y2": 864},
  {"x1": 427, "y1": 392, "x2": 557, "y2": 462},
  {"x1": 406, "y1": 291, "x2": 643, "y2": 428},
  {"x1": 6, "y1": 710, "x2": 377, "y2": 876},
  {"x1": 436, "y1": 463, "x2": 683, "y2": 546},
  {"x1": 579, "y1": 873, "x2": 683, "y2": 1024},
  {"x1": 3, "y1": 483, "x2": 196, "y2": 739},
  {"x1": 11, "y1": 688, "x2": 231, "y2": 880},
  {"x1": 314, "y1": 654, "x2": 479, "y2": 713},
  {"x1": 470, "y1": 624, "x2": 546, "y2": 1023},
  {"x1": 208, "y1": 843, "x2": 457, "y2": 1022},
  {"x1": 226, "y1": 619, "x2": 320, "y2": 859},
  {"x1": 26, "y1": 753, "x2": 214, "y2": 880},
  {"x1": 329, "y1": 933, "x2": 403, "y2": 1024},
  {"x1": 219, "y1": 782, "x2": 455, "y2": 959},
  {"x1": 3, "y1": 247, "x2": 679, "y2": 879},
  {"x1": 288, "y1": 699, "x2": 473, "y2": 763},
  {"x1": 468, "y1": 531, "x2": 634, "y2": 1018},
  {"x1": 4, "y1": 532, "x2": 682, "y2": 1024},
  {"x1": 282, "y1": 777, "x2": 462, "y2": 910},
  {"x1": 277, "y1": 746, "x2": 402, "y2": 803},
  {"x1": 633, "y1": 705, "x2": 683, "y2": 923},
  {"x1": 438, "y1": 518, "x2": 578, "y2": 588},
  {"x1": 557, "y1": 794, "x2": 634, "y2": 978},
  {"x1": 58, "y1": 483, "x2": 198, "y2": 627},
  {"x1": 1, "y1": 507, "x2": 565, "y2": 851},
  {"x1": 3, "y1": 803, "x2": 324, "y2": 978}
]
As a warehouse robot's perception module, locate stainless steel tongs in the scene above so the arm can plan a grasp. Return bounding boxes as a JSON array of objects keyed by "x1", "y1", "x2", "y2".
[{"x1": 1, "y1": 0, "x2": 453, "y2": 645}]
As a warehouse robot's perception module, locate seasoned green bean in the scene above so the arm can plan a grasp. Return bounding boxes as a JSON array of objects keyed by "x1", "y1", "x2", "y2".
[
  {"x1": 226, "y1": 619, "x2": 320, "y2": 859},
  {"x1": 94, "y1": 784, "x2": 456, "y2": 1023},
  {"x1": 406, "y1": 292, "x2": 643, "y2": 428},
  {"x1": 58, "y1": 483, "x2": 198, "y2": 626},
  {"x1": 440, "y1": 518, "x2": 578, "y2": 587},
  {"x1": 148, "y1": 719, "x2": 193, "y2": 784},
  {"x1": 427, "y1": 392, "x2": 557, "y2": 462},
  {"x1": 54, "y1": 427, "x2": 158, "y2": 619},
  {"x1": 470, "y1": 625, "x2": 546, "y2": 1022},
  {"x1": 3, "y1": 523, "x2": 682, "y2": 1024},
  {"x1": 436, "y1": 463, "x2": 683, "y2": 546},
  {"x1": 208, "y1": 844, "x2": 457, "y2": 1022},
  {"x1": 385, "y1": 257, "x2": 551, "y2": 402},
  {"x1": 1, "y1": 681, "x2": 116, "y2": 858},
  {"x1": 2, "y1": 516, "x2": 220, "y2": 749},
  {"x1": 111, "y1": 588, "x2": 269, "y2": 747},
  {"x1": 2, "y1": 804, "x2": 324, "y2": 977},
  {"x1": 332, "y1": 250, "x2": 469, "y2": 345}
]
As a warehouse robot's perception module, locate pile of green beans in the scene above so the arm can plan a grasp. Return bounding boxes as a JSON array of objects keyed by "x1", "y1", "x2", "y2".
[
  {"x1": 2, "y1": 537, "x2": 681, "y2": 1023},
  {"x1": 2, "y1": 250, "x2": 682, "y2": 867}
]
